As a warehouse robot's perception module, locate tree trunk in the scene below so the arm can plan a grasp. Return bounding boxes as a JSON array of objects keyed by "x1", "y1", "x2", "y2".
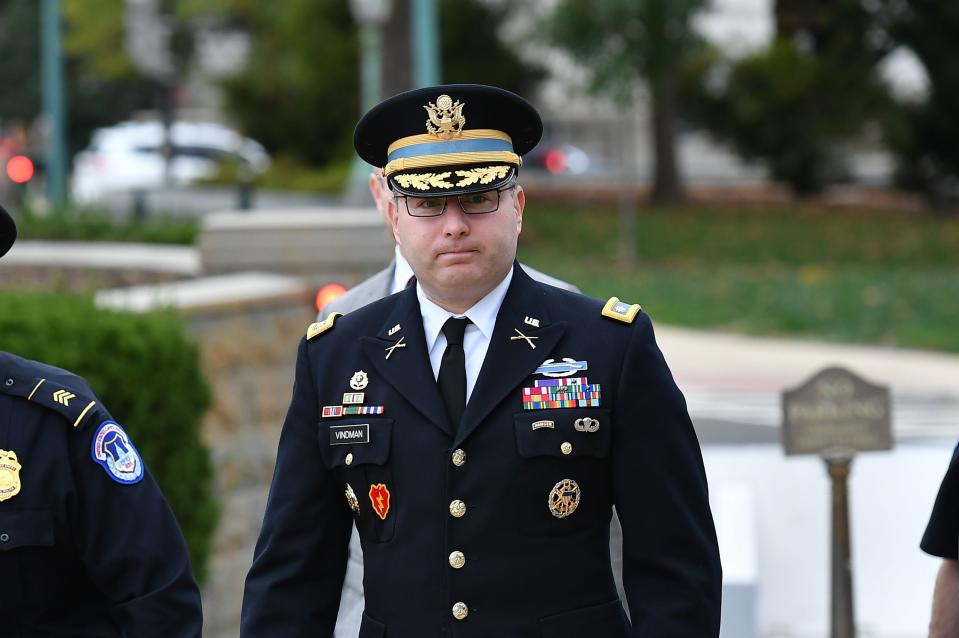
[
  {"x1": 650, "y1": 69, "x2": 685, "y2": 206},
  {"x1": 382, "y1": 0, "x2": 412, "y2": 97}
]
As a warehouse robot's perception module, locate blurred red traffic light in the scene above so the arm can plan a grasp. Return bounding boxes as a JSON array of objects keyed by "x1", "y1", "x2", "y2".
[
  {"x1": 315, "y1": 283, "x2": 348, "y2": 312},
  {"x1": 6, "y1": 155, "x2": 34, "y2": 184},
  {"x1": 545, "y1": 149, "x2": 567, "y2": 174}
]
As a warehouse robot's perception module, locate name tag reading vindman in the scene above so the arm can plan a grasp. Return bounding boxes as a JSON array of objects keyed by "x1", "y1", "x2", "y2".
[{"x1": 330, "y1": 423, "x2": 370, "y2": 445}]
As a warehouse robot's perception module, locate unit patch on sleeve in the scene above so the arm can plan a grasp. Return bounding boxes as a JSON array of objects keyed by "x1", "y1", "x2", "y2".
[
  {"x1": 91, "y1": 420, "x2": 144, "y2": 484},
  {"x1": 330, "y1": 423, "x2": 370, "y2": 445}
]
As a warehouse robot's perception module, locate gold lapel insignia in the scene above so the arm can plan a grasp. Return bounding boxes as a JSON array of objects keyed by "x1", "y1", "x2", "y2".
[
  {"x1": 388, "y1": 324, "x2": 401, "y2": 336},
  {"x1": 350, "y1": 370, "x2": 369, "y2": 390},
  {"x1": 424, "y1": 94, "x2": 466, "y2": 139},
  {"x1": 510, "y1": 328, "x2": 538, "y2": 349},
  {"x1": 548, "y1": 478, "x2": 581, "y2": 519},
  {"x1": 524, "y1": 316, "x2": 540, "y2": 328},
  {"x1": 0, "y1": 450, "x2": 22, "y2": 502},
  {"x1": 384, "y1": 336, "x2": 407, "y2": 360}
]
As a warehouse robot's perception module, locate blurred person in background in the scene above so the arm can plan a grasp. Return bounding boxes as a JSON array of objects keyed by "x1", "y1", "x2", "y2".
[
  {"x1": 0, "y1": 205, "x2": 203, "y2": 637},
  {"x1": 242, "y1": 84, "x2": 720, "y2": 636},
  {"x1": 921, "y1": 444, "x2": 959, "y2": 637}
]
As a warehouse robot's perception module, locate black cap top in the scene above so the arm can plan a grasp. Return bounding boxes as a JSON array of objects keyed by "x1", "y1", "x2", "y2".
[
  {"x1": 354, "y1": 84, "x2": 543, "y2": 197},
  {"x1": 0, "y1": 204, "x2": 16, "y2": 258}
]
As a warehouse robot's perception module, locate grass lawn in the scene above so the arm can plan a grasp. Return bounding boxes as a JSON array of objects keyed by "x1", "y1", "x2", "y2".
[{"x1": 518, "y1": 204, "x2": 959, "y2": 353}]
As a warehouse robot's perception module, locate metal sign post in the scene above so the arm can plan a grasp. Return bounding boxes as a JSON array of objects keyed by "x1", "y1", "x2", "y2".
[{"x1": 782, "y1": 366, "x2": 892, "y2": 638}]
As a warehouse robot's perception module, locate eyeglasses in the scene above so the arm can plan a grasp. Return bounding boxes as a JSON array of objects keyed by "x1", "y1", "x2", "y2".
[{"x1": 394, "y1": 182, "x2": 516, "y2": 217}]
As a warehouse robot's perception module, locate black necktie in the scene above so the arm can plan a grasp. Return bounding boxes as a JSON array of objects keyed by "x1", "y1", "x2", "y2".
[{"x1": 438, "y1": 317, "x2": 470, "y2": 433}]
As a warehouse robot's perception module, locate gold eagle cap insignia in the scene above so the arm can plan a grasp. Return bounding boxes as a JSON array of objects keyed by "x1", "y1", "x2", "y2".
[{"x1": 424, "y1": 94, "x2": 466, "y2": 139}]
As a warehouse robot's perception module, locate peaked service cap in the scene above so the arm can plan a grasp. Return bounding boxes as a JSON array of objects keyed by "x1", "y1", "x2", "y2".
[{"x1": 354, "y1": 84, "x2": 542, "y2": 198}]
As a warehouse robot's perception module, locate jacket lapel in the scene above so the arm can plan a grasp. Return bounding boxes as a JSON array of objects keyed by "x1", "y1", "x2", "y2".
[
  {"x1": 359, "y1": 286, "x2": 452, "y2": 437},
  {"x1": 456, "y1": 265, "x2": 567, "y2": 445}
]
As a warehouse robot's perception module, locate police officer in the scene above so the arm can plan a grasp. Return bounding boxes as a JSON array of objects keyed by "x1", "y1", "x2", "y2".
[
  {"x1": 242, "y1": 84, "x2": 722, "y2": 637},
  {"x1": 0, "y1": 204, "x2": 203, "y2": 636},
  {"x1": 922, "y1": 444, "x2": 959, "y2": 636}
]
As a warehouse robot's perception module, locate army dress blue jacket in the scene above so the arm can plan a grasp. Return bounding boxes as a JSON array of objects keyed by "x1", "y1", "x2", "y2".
[
  {"x1": 0, "y1": 351, "x2": 202, "y2": 637},
  {"x1": 242, "y1": 264, "x2": 722, "y2": 638}
]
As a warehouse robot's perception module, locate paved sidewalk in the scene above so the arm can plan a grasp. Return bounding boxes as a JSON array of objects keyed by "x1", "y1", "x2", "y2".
[{"x1": 656, "y1": 325, "x2": 959, "y2": 443}]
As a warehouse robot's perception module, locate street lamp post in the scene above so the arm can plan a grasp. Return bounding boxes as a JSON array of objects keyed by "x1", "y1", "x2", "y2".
[
  {"x1": 41, "y1": 0, "x2": 67, "y2": 212},
  {"x1": 345, "y1": 0, "x2": 393, "y2": 204}
]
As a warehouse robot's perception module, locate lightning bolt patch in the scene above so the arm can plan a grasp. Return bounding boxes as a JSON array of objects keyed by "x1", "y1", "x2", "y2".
[{"x1": 369, "y1": 483, "x2": 391, "y2": 520}]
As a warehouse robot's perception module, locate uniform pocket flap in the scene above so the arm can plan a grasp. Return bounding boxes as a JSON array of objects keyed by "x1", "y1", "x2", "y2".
[
  {"x1": 514, "y1": 409, "x2": 611, "y2": 459},
  {"x1": 540, "y1": 599, "x2": 629, "y2": 638},
  {"x1": 319, "y1": 418, "x2": 393, "y2": 468},
  {"x1": 0, "y1": 508, "x2": 55, "y2": 551}
]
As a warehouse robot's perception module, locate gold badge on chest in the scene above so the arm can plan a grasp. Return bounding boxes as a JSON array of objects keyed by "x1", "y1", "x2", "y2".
[
  {"x1": 548, "y1": 478, "x2": 580, "y2": 519},
  {"x1": 0, "y1": 450, "x2": 22, "y2": 502}
]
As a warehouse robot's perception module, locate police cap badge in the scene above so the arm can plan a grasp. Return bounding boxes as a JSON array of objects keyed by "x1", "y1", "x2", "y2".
[{"x1": 354, "y1": 84, "x2": 543, "y2": 198}]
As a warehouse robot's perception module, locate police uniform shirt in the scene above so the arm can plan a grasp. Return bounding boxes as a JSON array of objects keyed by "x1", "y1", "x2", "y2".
[
  {"x1": 922, "y1": 442, "x2": 959, "y2": 558},
  {"x1": 0, "y1": 351, "x2": 203, "y2": 637},
  {"x1": 418, "y1": 268, "x2": 512, "y2": 401},
  {"x1": 241, "y1": 264, "x2": 722, "y2": 637}
]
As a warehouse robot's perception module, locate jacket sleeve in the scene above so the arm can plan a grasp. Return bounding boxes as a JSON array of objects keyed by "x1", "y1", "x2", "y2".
[
  {"x1": 69, "y1": 407, "x2": 203, "y2": 637},
  {"x1": 612, "y1": 314, "x2": 723, "y2": 636},
  {"x1": 921, "y1": 443, "x2": 959, "y2": 559},
  {"x1": 241, "y1": 336, "x2": 353, "y2": 637}
]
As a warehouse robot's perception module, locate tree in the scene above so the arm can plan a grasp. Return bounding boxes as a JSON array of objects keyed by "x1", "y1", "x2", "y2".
[
  {"x1": 217, "y1": 0, "x2": 543, "y2": 167},
  {"x1": 883, "y1": 0, "x2": 959, "y2": 204},
  {"x1": 0, "y1": 0, "x2": 154, "y2": 157},
  {"x1": 541, "y1": 0, "x2": 708, "y2": 205},
  {"x1": 686, "y1": 0, "x2": 892, "y2": 196}
]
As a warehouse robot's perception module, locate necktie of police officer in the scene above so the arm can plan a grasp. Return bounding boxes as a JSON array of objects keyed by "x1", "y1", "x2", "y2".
[{"x1": 438, "y1": 317, "x2": 470, "y2": 434}]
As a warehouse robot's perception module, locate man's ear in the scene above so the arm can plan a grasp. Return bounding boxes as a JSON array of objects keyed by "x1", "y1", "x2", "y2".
[
  {"x1": 513, "y1": 185, "x2": 525, "y2": 234},
  {"x1": 386, "y1": 195, "x2": 402, "y2": 245}
]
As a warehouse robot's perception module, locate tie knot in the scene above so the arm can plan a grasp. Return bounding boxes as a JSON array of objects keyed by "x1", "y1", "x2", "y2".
[{"x1": 442, "y1": 317, "x2": 470, "y2": 346}]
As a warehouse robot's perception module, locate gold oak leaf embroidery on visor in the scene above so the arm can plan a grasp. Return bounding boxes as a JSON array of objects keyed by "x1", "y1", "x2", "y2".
[
  {"x1": 394, "y1": 166, "x2": 511, "y2": 191},
  {"x1": 394, "y1": 171, "x2": 454, "y2": 191},
  {"x1": 454, "y1": 165, "x2": 510, "y2": 187}
]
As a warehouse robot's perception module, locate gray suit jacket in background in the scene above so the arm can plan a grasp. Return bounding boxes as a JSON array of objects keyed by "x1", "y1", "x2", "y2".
[{"x1": 319, "y1": 260, "x2": 626, "y2": 638}]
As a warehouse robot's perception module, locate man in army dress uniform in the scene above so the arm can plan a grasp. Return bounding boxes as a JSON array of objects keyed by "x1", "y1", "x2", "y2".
[
  {"x1": 0, "y1": 205, "x2": 203, "y2": 636},
  {"x1": 242, "y1": 84, "x2": 721, "y2": 637},
  {"x1": 320, "y1": 170, "x2": 635, "y2": 638}
]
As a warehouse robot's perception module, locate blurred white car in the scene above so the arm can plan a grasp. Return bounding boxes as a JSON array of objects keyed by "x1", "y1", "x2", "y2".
[{"x1": 72, "y1": 121, "x2": 270, "y2": 203}]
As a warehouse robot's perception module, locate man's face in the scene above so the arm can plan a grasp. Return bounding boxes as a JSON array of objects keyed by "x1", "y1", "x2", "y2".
[{"x1": 387, "y1": 184, "x2": 525, "y2": 308}]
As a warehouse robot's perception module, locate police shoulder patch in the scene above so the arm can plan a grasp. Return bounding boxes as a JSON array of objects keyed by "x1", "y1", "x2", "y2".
[
  {"x1": 307, "y1": 312, "x2": 343, "y2": 341},
  {"x1": 91, "y1": 420, "x2": 144, "y2": 484},
  {"x1": 601, "y1": 297, "x2": 642, "y2": 324}
]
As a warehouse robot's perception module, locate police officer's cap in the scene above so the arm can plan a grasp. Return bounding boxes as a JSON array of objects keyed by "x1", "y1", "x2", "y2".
[
  {"x1": 0, "y1": 204, "x2": 16, "y2": 258},
  {"x1": 354, "y1": 84, "x2": 542, "y2": 198}
]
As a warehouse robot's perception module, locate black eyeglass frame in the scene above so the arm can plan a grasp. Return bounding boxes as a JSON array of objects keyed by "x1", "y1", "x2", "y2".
[{"x1": 392, "y1": 179, "x2": 518, "y2": 218}]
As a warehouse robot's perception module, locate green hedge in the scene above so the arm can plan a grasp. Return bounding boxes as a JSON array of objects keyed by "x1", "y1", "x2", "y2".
[{"x1": 0, "y1": 291, "x2": 218, "y2": 582}]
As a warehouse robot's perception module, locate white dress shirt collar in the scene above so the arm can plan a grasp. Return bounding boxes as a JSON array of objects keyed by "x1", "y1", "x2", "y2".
[
  {"x1": 416, "y1": 266, "x2": 514, "y2": 402},
  {"x1": 417, "y1": 267, "x2": 513, "y2": 352}
]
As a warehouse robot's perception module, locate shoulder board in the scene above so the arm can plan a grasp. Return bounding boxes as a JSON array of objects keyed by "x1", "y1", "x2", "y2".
[
  {"x1": 307, "y1": 312, "x2": 343, "y2": 341},
  {"x1": 601, "y1": 297, "x2": 642, "y2": 324},
  {"x1": 0, "y1": 363, "x2": 102, "y2": 429}
]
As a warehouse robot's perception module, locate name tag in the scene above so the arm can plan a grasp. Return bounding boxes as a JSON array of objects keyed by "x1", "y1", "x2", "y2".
[{"x1": 330, "y1": 423, "x2": 370, "y2": 445}]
